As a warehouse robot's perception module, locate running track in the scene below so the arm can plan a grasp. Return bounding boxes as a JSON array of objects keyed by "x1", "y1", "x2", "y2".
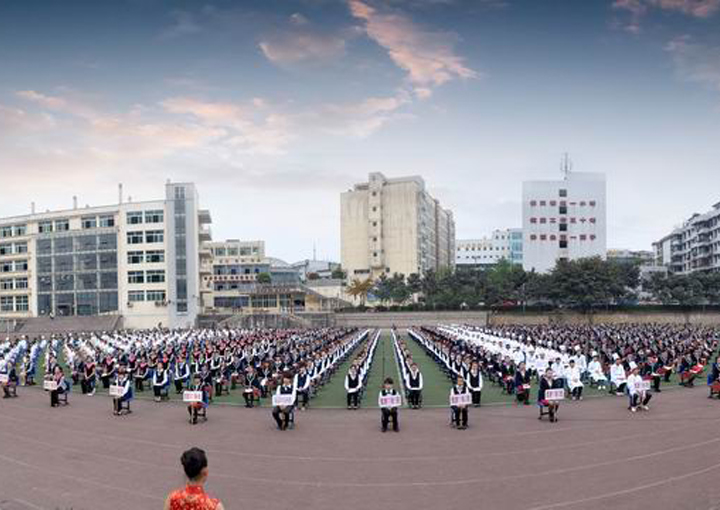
[{"x1": 0, "y1": 377, "x2": 718, "y2": 510}]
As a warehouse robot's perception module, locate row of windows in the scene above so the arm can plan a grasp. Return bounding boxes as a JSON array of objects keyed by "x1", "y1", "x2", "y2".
[
  {"x1": 457, "y1": 246, "x2": 508, "y2": 252},
  {"x1": 213, "y1": 265, "x2": 265, "y2": 276},
  {"x1": 212, "y1": 246, "x2": 260, "y2": 257},
  {"x1": 128, "y1": 290, "x2": 167, "y2": 303},
  {"x1": 0, "y1": 242, "x2": 28, "y2": 256},
  {"x1": 37, "y1": 234, "x2": 118, "y2": 255},
  {"x1": 38, "y1": 292, "x2": 118, "y2": 316},
  {"x1": 127, "y1": 230, "x2": 164, "y2": 245},
  {"x1": 0, "y1": 295, "x2": 28, "y2": 312},
  {"x1": 127, "y1": 250, "x2": 165, "y2": 264},
  {"x1": 0, "y1": 225, "x2": 27, "y2": 238},
  {"x1": 1, "y1": 260, "x2": 28, "y2": 273},
  {"x1": 127, "y1": 270, "x2": 166, "y2": 284},
  {"x1": 528, "y1": 234, "x2": 597, "y2": 241},
  {"x1": 126, "y1": 210, "x2": 164, "y2": 225},
  {"x1": 529, "y1": 200, "x2": 596, "y2": 207},
  {"x1": 529, "y1": 217, "x2": 597, "y2": 225},
  {"x1": 37, "y1": 273, "x2": 118, "y2": 292},
  {"x1": 0, "y1": 277, "x2": 28, "y2": 290},
  {"x1": 38, "y1": 215, "x2": 115, "y2": 234}
]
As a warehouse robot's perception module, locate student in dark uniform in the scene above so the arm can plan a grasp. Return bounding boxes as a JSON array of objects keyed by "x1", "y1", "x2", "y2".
[
  {"x1": 82, "y1": 356, "x2": 97, "y2": 396},
  {"x1": 466, "y1": 361, "x2": 483, "y2": 407},
  {"x1": 243, "y1": 366, "x2": 261, "y2": 408},
  {"x1": 272, "y1": 374, "x2": 296, "y2": 431},
  {"x1": 379, "y1": 377, "x2": 400, "y2": 432},
  {"x1": 49, "y1": 366, "x2": 68, "y2": 407},
  {"x1": 187, "y1": 373, "x2": 210, "y2": 425},
  {"x1": 514, "y1": 362, "x2": 532, "y2": 405},
  {"x1": 344, "y1": 365, "x2": 361, "y2": 410},
  {"x1": 450, "y1": 375, "x2": 470, "y2": 430},
  {"x1": 112, "y1": 368, "x2": 133, "y2": 416},
  {"x1": 405, "y1": 363, "x2": 423, "y2": 409},
  {"x1": 538, "y1": 368, "x2": 561, "y2": 422},
  {"x1": 1, "y1": 361, "x2": 18, "y2": 398},
  {"x1": 294, "y1": 364, "x2": 311, "y2": 411},
  {"x1": 152, "y1": 362, "x2": 169, "y2": 402},
  {"x1": 174, "y1": 356, "x2": 190, "y2": 394}
]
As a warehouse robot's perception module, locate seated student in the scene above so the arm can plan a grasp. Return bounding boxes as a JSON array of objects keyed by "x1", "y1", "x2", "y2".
[
  {"x1": 646, "y1": 355, "x2": 664, "y2": 393},
  {"x1": 272, "y1": 374, "x2": 296, "y2": 431},
  {"x1": 164, "y1": 447, "x2": 225, "y2": 510},
  {"x1": 153, "y1": 362, "x2": 169, "y2": 402},
  {"x1": 187, "y1": 373, "x2": 210, "y2": 425},
  {"x1": 587, "y1": 354, "x2": 608, "y2": 390},
  {"x1": 243, "y1": 366, "x2": 261, "y2": 408},
  {"x1": 567, "y1": 359, "x2": 584, "y2": 401},
  {"x1": 378, "y1": 377, "x2": 400, "y2": 433},
  {"x1": 538, "y1": 368, "x2": 561, "y2": 423},
  {"x1": 678, "y1": 355, "x2": 704, "y2": 388},
  {"x1": 82, "y1": 356, "x2": 97, "y2": 396},
  {"x1": 405, "y1": 363, "x2": 424, "y2": 409},
  {"x1": 344, "y1": 365, "x2": 361, "y2": 410},
  {"x1": 294, "y1": 364, "x2": 311, "y2": 411},
  {"x1": 610, "y1": 357, "x2": 627, "y2": 396},
  {"x1": 173, "y1": 357, "x2": 190, "y2": 394},
  {"x1": 626, "y1": 362, "x2": 652, "y2": 413},
  {"x1": 514, "y1": 362, "x2": 531, "y2": 405},
  {"x1": 466, "y1": 361, "x2": 482, "y2": 408},
  {"x1": 49, "y1": 366, "x2": 69, "y2": 407},
  {"x1": 134, "y1": 360, "x2": 148, "y2": 392},
  {"x1": 112, "y1": 368, "x2": 133, "y2": 416},
  {"x1": 1, "y1": 360, "x2": 19, "y2": 398},
  {"x1": 23, "y1": 356, "x2": 36, "y2": 386},
  {"x1": 708, "y1": 358, "x2": 720, "y2": 399},
  {"x1": 450, "y1": 375, "x2": 471, "y2": 430}
]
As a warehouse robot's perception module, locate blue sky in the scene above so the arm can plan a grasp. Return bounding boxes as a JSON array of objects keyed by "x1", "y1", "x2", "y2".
[{"x1": 1, "y1": 0, "x2": 719, "y2": 262}]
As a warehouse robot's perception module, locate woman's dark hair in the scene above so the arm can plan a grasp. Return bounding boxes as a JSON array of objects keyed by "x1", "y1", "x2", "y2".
[
  {"x1": 181, "y1": 447, "x2": 208, "y2": 480},
  {"x1": 384, "y1": 377, "x2": 393, "y2": 385}
]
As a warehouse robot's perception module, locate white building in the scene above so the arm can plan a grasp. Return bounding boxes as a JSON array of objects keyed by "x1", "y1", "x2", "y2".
[
  {"x1": 0, "y1": 182, "x2": 211, "y2": 329},
  {"x1": 341, "y1": 172, "x2": 455, "y2": 280},
  {"x1": 653, "y1": 201, "x2": 720, "y2": 274},
  {"x1": 456, "y1": 229, "x2": 514, "y2": 268},
  {"x1": 522, "y1": 169, "x2": 607, "y2": 273}
]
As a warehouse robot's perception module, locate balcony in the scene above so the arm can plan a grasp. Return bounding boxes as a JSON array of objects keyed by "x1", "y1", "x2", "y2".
[
  {"x1": 198, "y1": 209, "x2": 212, "y2": 225},
  {"x1": 199, "y1": 225, "x2": 212, "y2": 242}
]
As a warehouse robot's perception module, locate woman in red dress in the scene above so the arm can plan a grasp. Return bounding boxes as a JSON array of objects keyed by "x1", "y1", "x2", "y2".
[{"x1": 164, "y1": 448, "x2": 225, "y2": 510}]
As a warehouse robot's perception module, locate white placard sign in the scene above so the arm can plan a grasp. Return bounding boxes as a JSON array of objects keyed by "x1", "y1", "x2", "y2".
[
  {"x1": 634, "y1": 380, "x2": 652, "y2": 392},
  {"x1": 272, "y1": 394, "x2": 295, "y2": 407},
  {"x1": 183, "y1": 391, "x2": 203, "y2": 403},
  {"x1": 545, "y1": 389, "x2": 565, "y2": 401},
  {"x1": 379, "y1": 394, "x2": 402, "y2": 409},
  {"x1": 44, "y1": 380, "x2": 58, "y2": 391},
  {"x1": 0, "y1": 374, "x2": 9, "y2": 384},
  {"x1": 109, "y1": 385, "x2": 125, "y2": 398},
  {"x1": 450, "y1": 393, "x2": 472, "y2": 406}
]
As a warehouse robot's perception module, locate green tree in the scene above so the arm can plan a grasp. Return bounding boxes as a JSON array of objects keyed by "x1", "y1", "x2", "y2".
[{"x1": 257, "y1": 272, "x2": 272, "y2": 284}]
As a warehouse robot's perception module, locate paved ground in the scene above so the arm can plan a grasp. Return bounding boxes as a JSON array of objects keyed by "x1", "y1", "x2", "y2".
[{"x1": 0, "y1": 376, "x2": 718, "y2": 510}]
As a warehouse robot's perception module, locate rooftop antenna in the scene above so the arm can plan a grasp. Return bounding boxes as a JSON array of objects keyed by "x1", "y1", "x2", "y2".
[
  {"x1": 313, "y1": 243, "x2": 317, "y2": 261},
  {"x1": 561, "y1": 153, "x2": 573, "y2": 179}
]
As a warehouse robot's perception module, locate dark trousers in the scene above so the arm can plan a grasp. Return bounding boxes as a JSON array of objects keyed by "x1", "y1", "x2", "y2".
[
  {"x1": 243, "y1": 390, "x2": 256, "y2": 407},
  {"x1": 347, "y1": 392, "x2": 359, "y2": 408},
  {"x1": 630, "y1": 392, "x2": 652, "y2": 408},
  {"x1": 652, "y1": 376, "x2": 661, "y2": 392},
  {"x1": 571, "y1": 387, "x2": 583, "y2": 399},
  {"x1": 135, "y1": 378, "x2": 144, "y2": 392},
  {"x1": 273, "y1": 406, "x2": 293, "y2": 429},
  {"x1": 153, "y1": 385, "x2": 165, "y2": 398},
  {"x1": 381, "y1": 408, "x2": 399, "y2": 431},
  {"x1": 81, "y1": 378, "x2": 95, "y2": 394},
  {"x1": 50, "y1": 389, "x2": 64, "y2": 407},
  {"x1": 298, "y1": 390, "x2": 309, "y2": 408},
  {"x1": 408, "y1": 389, "x2": 422, "y2": 407},
  {"x1": 471, "y1": 390, "x2": 482, "y2": 406},
  {"x1": 175, "y1": 380, "x2": 185, "y2": 393},
  {"x1": 452, "y1": 406, "x2": 468, "y2": 427},
  {"x1": 101, "y1": 376, "x2": 110, "y2": 389}
]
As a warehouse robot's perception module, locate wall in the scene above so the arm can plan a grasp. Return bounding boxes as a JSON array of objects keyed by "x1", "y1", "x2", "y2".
[{"x1": 334, "y1": 311, "x2": 488, "y2": 328}]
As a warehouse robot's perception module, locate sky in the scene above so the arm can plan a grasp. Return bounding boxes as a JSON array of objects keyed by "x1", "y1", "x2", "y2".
[{"x1": 0, "y1": 0, "x2": 719, "y2": 263}]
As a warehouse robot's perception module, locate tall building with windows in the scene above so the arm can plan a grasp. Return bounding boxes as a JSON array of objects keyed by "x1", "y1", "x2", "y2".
[
  {"x1": 0, "y1": 181, "x2": 211, "y2": 329},
  {"x1": 341, "y1": 172, "x2": 455, "y2": 280},
  {"x1": 653, "y1": 201, "x2": 720, "y2": 274},
  {"x1": 522, "y1": 169, "x2": 606, "y2": 273},
  {"x1": 456, "y1": 229, "x2": 518, "y2": 268}
]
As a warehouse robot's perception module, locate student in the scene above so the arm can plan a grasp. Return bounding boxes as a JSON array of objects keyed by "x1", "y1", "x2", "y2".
[
  {"x1": 82, "y1": 356, "x2": 97, "y2": 396},
  {"x1": 610, "y1": 357, "x2": 627, "y2": 396},
  {"x1": 514, "y1": 362, "x2": 531, "y2": 405},
  {"x1": 466, "y1": 361, "x2": 483, "y2": 408},
  {"x1": 626, "y1": 362, "x2": 652, "y2": 413},
  {"x1": 112, "y1": 368, "x2": 133, "y2": 416},
  {"x1": 164, "y1": 447, "x2": 225, "y2": 510},
  {"x1": 567, "y1": 359, "x2": 584, "y2": 401},
  {"x1": 405, "y1": 363, "x2": 424, "y2": 409},
  {"x1": 378, "y1": 377, "x2": 400, "y2": 433},
  {"x1": 243, "y1": 366, "x2": 261, "y2": 408},
  {"x1": 344, "y1": 365, "x2": 361, "y2": 410},
  {"x1": 1, "y1": 359, "x2": 18, "y2": 398},
  {"x1": 173, "y1": 356, "x2": 190, "y2": 394},
  {"x1": 538, "y1": 368, "x2": 560, "y2": 422},
  {"x1": 272, "y1": 374, "x2": 296, "y2": 431},
  {"x1": 134, "y1": 360, "x2": 148, "y2": 392},
  {"x1": 187, "y1": 373, "x2": 210, "y2": 425},
  {"x1": 708, "y1": 357, "x2": 720, "y2": 399},
  {"x1": 49, "y1": 366, "x2": 68, "y2": 407},
  {"x1": 588, "y1": 354, "x2": 607, "y2": 390},
  {"x1": 450, "y1": 375, "x2": 470, "y2": 430},
  {"x1": 294, "y1": 364, "x2": 311, "y2": 411},
  {"x1": 153, "y1": 362, "x2": 169, "y2": 402}
]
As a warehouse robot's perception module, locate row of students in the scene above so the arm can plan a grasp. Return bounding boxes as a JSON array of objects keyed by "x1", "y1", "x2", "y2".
[{"x1": 344, "y1": 331, "x2": 380, "y2": 410}]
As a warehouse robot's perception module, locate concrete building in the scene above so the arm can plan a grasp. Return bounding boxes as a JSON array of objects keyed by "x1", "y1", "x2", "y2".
[
  {"x1": 341, "y1": 172, "x2": 455, "y2": 280},
  {"x1": 291, "y1": 259, "x2": 341, "y2": 281},
  {"x1": 653, "y1": 201, "x2": 720, "y2": 274},
  {"x1": 607, "y1": 249, "x2": 654, "y2": 266},
  {"x1": 0, "y1": 182, "x2": 211, "y2": 329},
  {"x1": 456, "y1": 229, "x2": 516, "y2": 268},
  {"x1": 522, "y1": 169, "x2": 607, "y2": 273}
]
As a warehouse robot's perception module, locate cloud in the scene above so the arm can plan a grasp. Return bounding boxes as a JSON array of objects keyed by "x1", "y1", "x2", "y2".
[
  {"x1": 317, "y1": 91, "x2": 412, "y2": 137},
  {"x1": 665, "y1": 36, "x2": 720, "y2": 92},
  {"x1": 347, "y1": 0, "x2": 477, "y2": 97},
  {"x1": 259, "y1": 14, "x2": 347, "y2": 65},
  {"x1": 612, "y1": 0, "x2": 720, "y2": 32},
  {"x1": 159, "y1": 10, "x2": 202, "y2": 40}
]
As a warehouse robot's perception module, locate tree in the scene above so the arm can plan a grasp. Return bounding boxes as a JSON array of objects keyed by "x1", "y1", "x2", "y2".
[
  {"x1": 331, "y1": 266, "x2": 347, "y2": 280},
  {"x1": 346, "y1": 277, "x2": 373, "y2": 306},
  {"x1": 389, "y1": 273, "x2": 411, "y2": 304},
  {"x1": 372, "y1": 274, "x2": 393, "y2": 305},
  {"x1": 307, "y1": 272, "x2": 320, "y2": 281},
  {"x1": 257, "y1": 272, "x2": 272, "y2": 284}
]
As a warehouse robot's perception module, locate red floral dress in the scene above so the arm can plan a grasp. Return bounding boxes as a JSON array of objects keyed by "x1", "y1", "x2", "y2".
[{"x1": 168, "y1": 485, "x2": 220, "y2": 510}]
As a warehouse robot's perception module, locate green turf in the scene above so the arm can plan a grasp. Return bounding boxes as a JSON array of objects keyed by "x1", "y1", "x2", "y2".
[{"x1": 361, "y1": 330, "x2": 393, "y2": 408}]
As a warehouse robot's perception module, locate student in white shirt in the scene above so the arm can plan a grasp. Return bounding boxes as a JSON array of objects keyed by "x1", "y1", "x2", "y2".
[
  {"x1": 610, "y1": 357, "x2": 627, "y2": 396},
  {"x1": 626, "y1": 362, "x2": 652, "y2": 413},
  {"x1": 567, "y1": 359, "x2": 584, "y2": 401}
]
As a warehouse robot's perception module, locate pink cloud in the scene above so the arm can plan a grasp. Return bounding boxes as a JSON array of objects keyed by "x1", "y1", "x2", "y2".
[{"x1": 613, "y1": 0, "x2": 720, "y2": 32}]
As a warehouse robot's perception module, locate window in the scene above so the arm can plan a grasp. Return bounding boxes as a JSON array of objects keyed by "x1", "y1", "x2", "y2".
[
  {"x1": 38, "y1": 222, "x2": 53, "y2": 234},
  {"x1": 127, "y1": 232, "x2": 144, "y2": 244},
  {"x1": 127, "y1": 251, "x2": 144, "y2": 264},
  {"x1": 14, "y1": 295, "x2": 28, "y2": 312},
  {"x1": 100, "y1": 272, "x2": 118, "y2": 289},
  {"x1": 539, "y1": 201, "x2": 546, "y2": 206},
  {"x1": 128, "y1": 291, "x2": 145, "y2": 303},
  {"x1": 15, "y1": 260, "x2": 28, "y2": 272},
  {"x1": 15, "y1": 242, "x2": 27, "y2": 254},
  {"x1": 127, "y1": 212, "x2": 143, "y2": 225},
  {"x1": 98, "y1": 215, "x2": 115, "y2": 228},
  {"x1": 590, "y1": 235, "x2": 597, "y2": 241},
  {"x1": 540, "y1": 218, "x2": 547, "y2": 224},
  {"x1": 55, "y1": 274, "x2": 74, "y2": 291},
  {"x1": 76, "y1": 273, "x2": 97, "y2": 290},
  {"x1": 589, "y1": 201, "x2": 596, "y2": 207},
  {"x1": 15, "y1": 277, "x2": 28, "y2": 289},
  {"x1": 38, "y1": 257, "x2": 52, "y2": 274},
  {"x1": 540, "y1": 235, "x2": 547, "y2": 241},
  {"x1": 559, "y1": 223, "x2": 568, "y2": 232},
  {"x1": 589, "y1": 217, "x2": 596, "y2": 224},
  {"x1": 0, "y1": 244, "x2": 10, "y2": 256},
  {"x1": 580, "y1": 201, "x2": 586, "y2": 206},
  {"x1": 0, "y1": 296, "x2": 13, "y2": 312},
  {"x1": 146, "y1": 230, "x2": 164, "y2": 243},
  {"x1": 580, "y1": 234, "x2": 587, "y2": 241},
  {"x1": 559, "y1": 206, "x2": 568, "y2": 215},
  {"x1": 146, "y1": 270, "x2": 165, "y2": 283},
  {"x1": 0, "y1": 279, "x2": 12, "y2": 290},
  {"x1": 146, "y1": 290, "x2": 166, "y2": 302},
  {"x1": 559, "y1": 189, "x2": 567, "y2": 197},
  {"x1": 98, "y1": 234, "x2": 117, "y2": 250},
  {"x1": 14, "y1": 225, "x2": 26, "y2": 237},
  {"x1": 145, "y1": 210, "x2": 164, "y2": 223},
  {"x1": 550, "y1": 201, "x2": 557, "y2": 206},
  {"x1": 145, "y1": 250, "x2": 165, "y2": 263},
  {"x1": 81, "y1": 216, "x2": 97, "y2": 229},
  {"x1": 128, "y1": 271, "x2": 144, "y2": 284},
  {"x1": 530, "y1": 200, "x2": 537, "y2": 207},
  {"x1": 55, "y1": 219, "x2": 70, "y2": 232},
  {"x1": 530, "y1": 218, "x2": 537, "y2": 224},
  {"x1": 54, "y1": 237, "x2": 73, "y2": 254}
]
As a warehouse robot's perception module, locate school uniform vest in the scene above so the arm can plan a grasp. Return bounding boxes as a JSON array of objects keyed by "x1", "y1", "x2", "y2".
[
  {"x1": 408, "y1": 371, "x2": 421, "y2": 389},
  {"x1": 347, "y1": 374, "x2": 359, "y2": 389}
]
